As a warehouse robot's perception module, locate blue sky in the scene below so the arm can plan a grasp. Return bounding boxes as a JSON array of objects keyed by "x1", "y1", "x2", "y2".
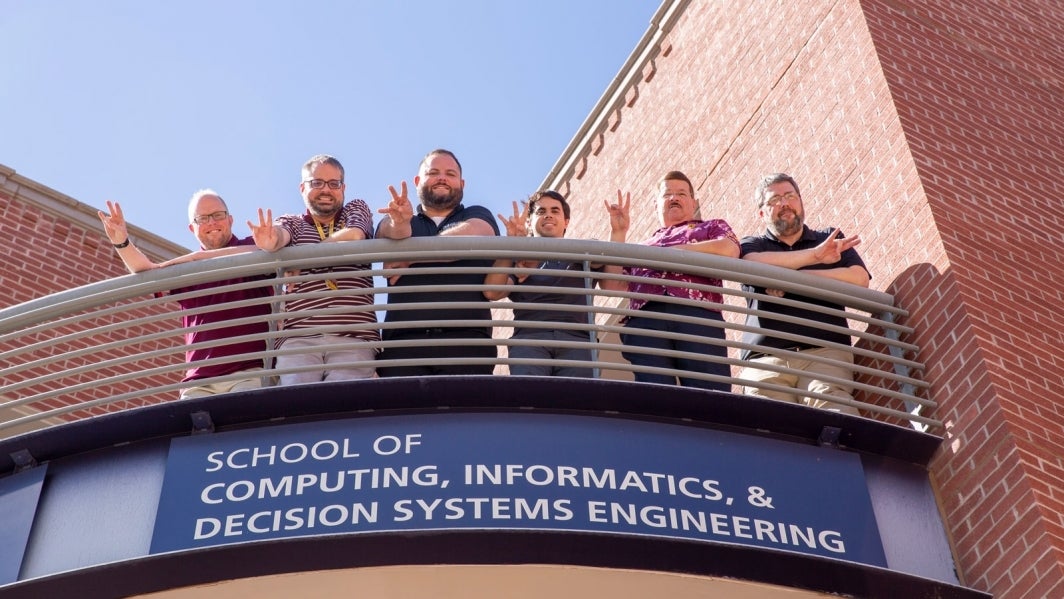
[{"x1": 1, "y1": 0, "x2": 659, "y2": 249}]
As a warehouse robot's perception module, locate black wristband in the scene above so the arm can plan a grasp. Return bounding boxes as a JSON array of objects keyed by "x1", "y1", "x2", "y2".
[{"x1": 113, "y1": 239, "x2": 130, "y2": 249}]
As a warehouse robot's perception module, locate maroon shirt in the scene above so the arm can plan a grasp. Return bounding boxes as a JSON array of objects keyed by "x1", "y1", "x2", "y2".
[{"x1": 170, "y1": 236, "x2": 273, "y2": 381}]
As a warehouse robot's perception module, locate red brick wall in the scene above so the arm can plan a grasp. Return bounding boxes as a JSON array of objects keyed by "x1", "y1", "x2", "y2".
[
  {"x1": 0, "y1": 185, "x2": 185, "y2": 417},
  {"x1": 863, "y1": 1, "x2": 1064, "y2": 595},
  {"x1": 560, "y1": 0, "x2": 1063, "y2": 596}
]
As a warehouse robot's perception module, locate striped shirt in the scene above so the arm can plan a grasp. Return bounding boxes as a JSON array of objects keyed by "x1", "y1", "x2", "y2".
[{"x1": 276, "y1": 200, "x2": 379, "y2": 343}]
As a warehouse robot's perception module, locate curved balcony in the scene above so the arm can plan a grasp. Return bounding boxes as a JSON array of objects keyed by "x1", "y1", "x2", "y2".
[
  {"x1": 0, "y1": 237, "x2": 986, "y2": 599},
  {"x1": 0, "y1": 236, "x2": 931, "y2": 433}
]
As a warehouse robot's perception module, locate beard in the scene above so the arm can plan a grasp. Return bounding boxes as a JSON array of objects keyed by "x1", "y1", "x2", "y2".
[
  {"x1": 418, "y1": 181, "x2": 463, "y2": 212},
  {"x1": 307, "y1": 193, "x2": 342, "y2": 218},
  {"x1": 769, "y1": 208, "x2": 804, "y2": 238},
  {"x1": 199, "y1": 232, "x2": 232, "y2": 251}
]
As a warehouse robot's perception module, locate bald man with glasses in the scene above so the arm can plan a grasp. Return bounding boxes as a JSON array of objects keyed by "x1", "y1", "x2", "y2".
[{"x1": 98, "y1": 189, "x2": 274, "y2": 398}]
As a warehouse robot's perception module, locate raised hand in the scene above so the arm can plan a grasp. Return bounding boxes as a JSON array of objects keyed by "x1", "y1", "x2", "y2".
[
  {"x1": 812, "y1": 228, "x2": 861, "y2": 264},
  {"x1": 247, "y1": 208, "x2": 281, "y2": 251},
  {"x1": 380, "y1": 181, "x2": 414, "y2": 227},
  {"x1": 603, "y1": 190, "x2": 631, "y2": 240},
  {"x1": 496, "y1": 200, "x2": 529, "y2": 237},
  {"x1": 97, "y1": 200, "x2": 130, "y2": 244}
]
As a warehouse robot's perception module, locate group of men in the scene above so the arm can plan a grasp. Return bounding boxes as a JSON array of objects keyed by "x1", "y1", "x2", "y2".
[{"x1": 98, "y1": 150, "x2": 868, "y2": 415}]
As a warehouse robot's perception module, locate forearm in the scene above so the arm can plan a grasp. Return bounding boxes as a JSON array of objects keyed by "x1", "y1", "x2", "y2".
[
  {"x1": 597, "y1": 265, "x2": 627, "y2": 292},
  {"x1": 113, "y1": 242, "x2": 159, "y2": 274},
  {"x1": 377, "y1": 218, "x2": 412, "y2": 240},
  {"x1": 323, "y1": 228, "x2": 368, "y2": 243},
  {"x1": 483, "y1": 259, "x2": 514, "y2": 300},
  {"x1": 743, "y1": 249, "x2": 820, "y2": 269},
  {"x1": 440, "y1": 218, "x2": 496, "y2": 237},
  {"x1": 159, "y1": 246, "x2": 256, "y2": 267},
  {"x1": 678, "y1": 238, "x2": 740, "y2": 258},
  {"x1": 804, "y1": 265, "x2": 870, "y2": 287}
]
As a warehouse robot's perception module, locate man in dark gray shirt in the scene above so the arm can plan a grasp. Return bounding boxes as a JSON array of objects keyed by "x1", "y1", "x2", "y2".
[{"x1": 484, "y1": 191, "x2": 623, "y2": 377}]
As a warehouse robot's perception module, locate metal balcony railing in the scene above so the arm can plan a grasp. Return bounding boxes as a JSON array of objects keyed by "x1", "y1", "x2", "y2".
[{"x1": 0, "y1": 237, "x2": 934, "y2": 435}]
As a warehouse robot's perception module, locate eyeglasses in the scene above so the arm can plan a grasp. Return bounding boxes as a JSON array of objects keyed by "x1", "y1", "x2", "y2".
[
  {"x1": 192, "y1": 210, "x2": 229, "y2": 224},
  {"x1": 304, "y1": 179, "x2": 344, "y2": 190},
  {"x1": 762, "y1": 192, "x2": 800, "y2": 208}
]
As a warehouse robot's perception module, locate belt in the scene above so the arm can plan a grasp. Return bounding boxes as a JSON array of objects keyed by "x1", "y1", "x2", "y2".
[
  {"x1": 748, "y1": 345, "x2": 808, "y2": 360},
  {"x1": 417, "y1": 328, "x2": 448, "y2": 335},
  {"x1": 410, "y1": 328, "x2": 490, "y2": 336}
]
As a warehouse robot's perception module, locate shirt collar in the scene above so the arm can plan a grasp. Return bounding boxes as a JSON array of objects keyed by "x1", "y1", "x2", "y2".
[
  {"x1": 416, "y1": 203, "x2": 464, "y2": 218},
  {"x1": 656, "y1": 218, "x2": 702, "y2": 233},
  {"x1": 763, "y1": 224, "x2": 813, "y2": 244}
]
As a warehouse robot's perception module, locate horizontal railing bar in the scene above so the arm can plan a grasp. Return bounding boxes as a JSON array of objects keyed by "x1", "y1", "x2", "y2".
[{"x1": 0, "y1": 236, "x2": 931, "y2": 432}]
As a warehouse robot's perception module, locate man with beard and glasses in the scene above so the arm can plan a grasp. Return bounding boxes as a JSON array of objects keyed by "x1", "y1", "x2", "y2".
[
  {"x1": 374, "y1": 148, "x2": 500, "y2": 376},
  {"x1": 738, "y1": 172, "x2": 870, "y2": 415},
  {"x1": 602, "y1": 171, "x2": 740, "y2": 392},
  {"x1": 98, "y1": 190, "x2": 273, "y2": 398},
  {"x1": 250, "y1": 154, "x2": 379, "y2": 385}
]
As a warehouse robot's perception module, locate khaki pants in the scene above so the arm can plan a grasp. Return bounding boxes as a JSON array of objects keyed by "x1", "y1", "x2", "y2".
[
  {"x1": 739, "y1": 347, "x2": 860, "y2": 415},
  {"x1": 180, "y1": 368, "x2": 270, "y2": 399},
  {"x1": 276, "y1": 335, "x2": 376, "y2": 386}
]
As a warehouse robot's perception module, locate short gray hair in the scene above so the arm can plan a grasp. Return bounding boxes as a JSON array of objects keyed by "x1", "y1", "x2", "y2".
[
  {"x1": 187, "y1": 188, "x2": 227, "y2": 222},
  {"x1": 754, "y1": 173, "x2": 801, "y2": 207}
]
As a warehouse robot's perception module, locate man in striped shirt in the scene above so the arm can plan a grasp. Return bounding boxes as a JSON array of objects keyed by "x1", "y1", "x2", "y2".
[{"x1": 250, "y1": 154, "x2": 379, "y2": 385}]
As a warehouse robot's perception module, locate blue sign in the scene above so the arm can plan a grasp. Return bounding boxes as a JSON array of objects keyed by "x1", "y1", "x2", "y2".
[
  {"x1": 151, "y1": 413, "x2": 885, "y2": 566},
  {"x1": 0, "y1": 465, "x2": 48, "y2": 584}
]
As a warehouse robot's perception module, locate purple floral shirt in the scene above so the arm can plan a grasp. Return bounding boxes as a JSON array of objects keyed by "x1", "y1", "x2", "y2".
[{"x1": 625, "y1": 219, "x2": 739, "y2": 312}]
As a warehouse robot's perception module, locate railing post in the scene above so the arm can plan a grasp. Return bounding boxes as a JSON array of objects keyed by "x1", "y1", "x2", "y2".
[
  {"x1": 582, "y1": 259, "x2": 601, "y2": 379},
  {"x1": 881, "y1": 311, "x2": 926, "y2": 432}
]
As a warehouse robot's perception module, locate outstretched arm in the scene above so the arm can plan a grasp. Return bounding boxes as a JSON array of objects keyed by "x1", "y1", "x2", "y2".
[
  {"x1": 158, "y1": 245, "x2": 258, "y2": 267},
  {"x1": 483, "y1": 201, "x2": 530, "y2": 300},
  {"x1": 97, "y1": 201, "x2": 158, "y2": 273},
  {"x1": 598, "y1": 191, "x2": 632, "y2": 291}
]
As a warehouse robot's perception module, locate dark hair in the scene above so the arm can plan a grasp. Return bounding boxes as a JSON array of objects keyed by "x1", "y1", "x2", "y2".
[
  {"x1": 661, "y1": 170, "x2": 695, "y2": 196},
  {"x1": 754, "y1": 173, "x2": 801, "y2": 206},
  {"x1": 528, "y1": 190, "x2": 570, "y2": 220},
  {"x1": 419, "y1": 148, "x2": 462, "y2": 175},
  {"x1": 302, "y1": 154, "x2": 345, "y2": 181}
]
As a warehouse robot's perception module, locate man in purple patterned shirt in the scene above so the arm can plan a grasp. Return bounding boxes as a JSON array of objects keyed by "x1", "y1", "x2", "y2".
[{"x1": 604, "y1": 171, "x2": 740, "y2": 391}]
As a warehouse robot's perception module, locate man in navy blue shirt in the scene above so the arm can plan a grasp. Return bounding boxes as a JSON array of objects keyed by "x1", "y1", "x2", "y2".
[
  {"x1": 375, "y1": 149, "x2": 500, "y2": 376},
  {"x1": 738, "y1": 173, "x2": 870, "y2": 414}
]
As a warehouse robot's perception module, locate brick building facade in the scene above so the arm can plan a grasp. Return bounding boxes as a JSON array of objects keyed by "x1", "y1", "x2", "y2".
[
  {"x1": 2, "y1": 0, "x2": 1061, "y2": 595},
  {"x1": 0, "y1": 165, "x2": 189, "y2": 424},
  {"x1": 547, "y1": 1, "x2": 1063, "y2": 596}
]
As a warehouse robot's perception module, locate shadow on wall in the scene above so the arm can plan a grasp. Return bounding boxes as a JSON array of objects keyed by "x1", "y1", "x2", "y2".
[{"x1": 856, "y1": 262, "x2": 972, "y2": 428}]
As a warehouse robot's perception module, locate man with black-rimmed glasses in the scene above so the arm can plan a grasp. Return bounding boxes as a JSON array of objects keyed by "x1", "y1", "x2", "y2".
[
  {"x1": 738, "y1": 172, "x2": 870, "y2": 415},
  {"x1": 98, "y1": 190, "x2": 273, "y2": 398},
  {"x1": 249, "y1": 154, "x2": 379, "y2": 385}
]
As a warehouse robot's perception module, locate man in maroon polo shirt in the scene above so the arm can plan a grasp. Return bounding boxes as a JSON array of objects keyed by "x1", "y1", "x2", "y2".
[{"x1": 98, "y1": 189, "x2": 273, "y2": 398}]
